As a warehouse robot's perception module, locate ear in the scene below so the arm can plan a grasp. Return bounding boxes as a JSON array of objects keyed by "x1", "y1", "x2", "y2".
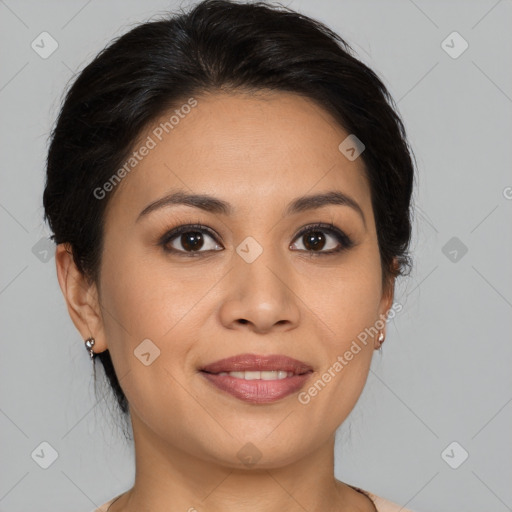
[
  {"x1": 55, "y1": 243, "x2": 107, "y2": 354},
  {"x1": 377, "y1": 257, "x2": 398, "y2": 341}
]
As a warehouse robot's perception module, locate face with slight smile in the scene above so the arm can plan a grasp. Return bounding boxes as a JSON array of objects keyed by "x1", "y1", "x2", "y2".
[{"x1": 88, "y1": 90, "x2": 394, "y2": 468}]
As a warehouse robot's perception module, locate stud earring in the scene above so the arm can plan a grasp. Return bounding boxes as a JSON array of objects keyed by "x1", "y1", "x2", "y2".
[
  {"x1": 84, "y1": 337, "x2": 95, "y2": 359},
  {"x1": 376, "y1": 331, "x2": 385, "y2": 349}
]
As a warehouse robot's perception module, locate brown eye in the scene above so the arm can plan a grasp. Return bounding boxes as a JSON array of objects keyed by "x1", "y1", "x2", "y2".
[
  {"x1": 178, "y1": 231, "x2": 205, "y2": 251},
  {"x1": 301, "y1": 230, "x2": 327, "y2": 251},
  {"x1": 290, "y1": 223, "x2": 353, "y2": 255},
  {"x1": 161, "y1": 225, "x2": 223, "y2": 255}
]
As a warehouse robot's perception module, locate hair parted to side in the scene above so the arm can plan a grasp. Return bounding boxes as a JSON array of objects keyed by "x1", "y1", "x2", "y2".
[{"x1": 43, "y1": 0, "x2": 415, "y2": 424}]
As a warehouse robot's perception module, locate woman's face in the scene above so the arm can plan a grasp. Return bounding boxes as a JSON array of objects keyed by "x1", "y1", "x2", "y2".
[{"x1": 91, "y1": 90, "x2": 393, "y2": 467}]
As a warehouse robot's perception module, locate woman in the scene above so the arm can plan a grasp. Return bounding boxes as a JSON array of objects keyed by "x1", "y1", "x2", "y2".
[{"x1": 43, "y1": 1, "x2": 416, "y2": 510}]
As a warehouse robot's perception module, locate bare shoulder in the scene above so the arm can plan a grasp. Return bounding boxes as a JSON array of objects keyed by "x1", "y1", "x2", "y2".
[
  {"x1": 89, "y1": 493, "x2": 123, "y2": 512},
  {"x1": 344, "y1": 482, "x2": 415, "y2": 512},
  {"x1": 365, "y1": 490, "x2": 415, "y2": 512}
]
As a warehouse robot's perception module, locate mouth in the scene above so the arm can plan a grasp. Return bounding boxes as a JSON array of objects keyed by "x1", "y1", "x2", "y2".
[
  {"x1": 204, "y1": 370, "x2": 302, "y2": 379},
  {"x1": 199, "y1": 353, "x2": 314, "y2": 404},
  {"x1": 200, "y1": 353, "x2": 313, "y2": 374}
]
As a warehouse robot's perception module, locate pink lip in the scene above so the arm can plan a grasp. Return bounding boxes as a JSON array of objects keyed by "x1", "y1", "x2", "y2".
[
  {"x1": 200, "y1": 353, "x2": 313, "y2": 404},
  {"x1": 200, "y1": 353, "x2": 313, "y2": 374}
]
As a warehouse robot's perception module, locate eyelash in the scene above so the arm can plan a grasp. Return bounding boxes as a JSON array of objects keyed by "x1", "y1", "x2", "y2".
[{"x1": 159, "y1": 222, "x2": 354, "y2": 257}]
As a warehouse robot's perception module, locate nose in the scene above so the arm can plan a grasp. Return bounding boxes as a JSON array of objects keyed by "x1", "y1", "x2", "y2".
[{"x1": 218, "y1": 246, "x2": 301, "y2": 334}]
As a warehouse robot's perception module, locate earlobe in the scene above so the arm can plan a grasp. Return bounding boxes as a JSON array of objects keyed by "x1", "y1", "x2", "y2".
[{"x1": 55, "y1": 243, "x2": 107, "y2": 354}]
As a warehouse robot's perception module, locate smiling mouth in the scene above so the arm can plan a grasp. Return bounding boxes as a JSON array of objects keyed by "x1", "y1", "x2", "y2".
[
  {"x1": 199, "y1": 353, "x2": 314, "y2": 404},
  {"x1": 204, "y1": 370, "x2": 302, "y2": 380},
  {"x1": 200, "y1": 353, "x2": 313, "y2": 374}
]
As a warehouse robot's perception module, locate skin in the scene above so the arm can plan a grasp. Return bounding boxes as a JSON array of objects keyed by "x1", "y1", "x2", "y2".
[{"x1": 56, "y1": 90, "x2": 396, "y2": 511}]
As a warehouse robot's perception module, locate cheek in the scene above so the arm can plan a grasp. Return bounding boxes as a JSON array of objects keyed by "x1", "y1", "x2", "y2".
[
  {"x1": 299, "y1": 253, "x2": 383, "y2": 341},
  {"x1": 295, "y1": 258, "x2": 382, "y2": 414},
  {"x1": 297, "y1": 303, "x2": 377, "y2": 436},
  {"x1": 99, "y1": 247, "x2": 215, "y2": 340},
  {"x1": 97, "y1": 254, "x2": 211, "y2": 423}
]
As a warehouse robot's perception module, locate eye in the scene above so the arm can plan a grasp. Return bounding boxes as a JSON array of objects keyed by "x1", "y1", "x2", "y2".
[
  {"x1": 160, "y1": 224, "x2": 223, "y2": 255},
  {"x1": 290, "y1": 222, "x2": 354, "y2": 255},
  {"x1": 159, "y1": 222, "x2": 353, "y2": 257}
]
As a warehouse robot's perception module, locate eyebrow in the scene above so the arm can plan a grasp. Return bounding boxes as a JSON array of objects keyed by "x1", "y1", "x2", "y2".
[{"x1": 137, "y1": 189, "x2": 366, "y2": 226}]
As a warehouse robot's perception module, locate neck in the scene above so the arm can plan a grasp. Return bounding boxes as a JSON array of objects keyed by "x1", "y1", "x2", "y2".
[{"x1": 110, "y1": 411, "x2": 369, "y2": 512}]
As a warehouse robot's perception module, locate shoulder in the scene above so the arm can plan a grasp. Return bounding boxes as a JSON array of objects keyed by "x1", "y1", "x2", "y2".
[
  {"x1": 364, "y1": 489, "x2": 415, "y2": 512},
  {"x1": 89, "y1": 493, "x2": 123, "y2": 512},
  {"x1": 346, "y1": 483, "x2": 416, "y2": 512}
]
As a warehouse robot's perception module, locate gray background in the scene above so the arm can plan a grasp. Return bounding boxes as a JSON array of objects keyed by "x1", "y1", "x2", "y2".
[{"x1": 1, "y1": 0, "x2": 511, "y2": 511}]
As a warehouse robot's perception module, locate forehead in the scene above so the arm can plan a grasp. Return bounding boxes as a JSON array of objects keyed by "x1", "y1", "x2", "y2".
[{"x1": 106, "y1": 90, "x2": 371, "y2": 221}]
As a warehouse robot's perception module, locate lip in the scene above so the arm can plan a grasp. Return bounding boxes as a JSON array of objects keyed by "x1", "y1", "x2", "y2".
[
  {"x1": 200, "y1": 353, "x2": 313, "y2": 404},
  {"x1": 200, "y1": 353, "x2": 313, "y2": 374}
]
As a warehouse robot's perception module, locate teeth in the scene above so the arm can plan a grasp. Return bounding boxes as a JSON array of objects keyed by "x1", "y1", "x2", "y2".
[{"x1": 216, "y1": 371, "x2": 295, "y2": 380}]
